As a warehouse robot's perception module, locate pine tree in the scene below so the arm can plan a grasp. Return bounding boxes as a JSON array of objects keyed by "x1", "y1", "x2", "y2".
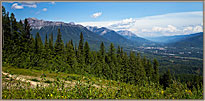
[
  {"x1": 10, "y1": 13, "x2": 19, "y2": 54},
  {"x1": 78, "y1": 32, "x2": 84, "y2": 53},
  {"x1": 43, "y1": 33, "x2": 51, "y2": 60},
  {"x1": 54, "y1": 29, "x2": 64, "y2": 55},
  {"x1": 2, "y1": 8, "x2": 12, "y2": 58},
  {"x1": 10, "y1": 13, "x2": 19, "y2": 45},
  {"x1": 70, "y1": 39, "x2": 74, "y2": 50},
  {"x1": 66, "y1": 41, "x2": 77, "y2": 68},
  {"x1": 153, "y1": 58, "x2": 159, "y2": 83},
  {"x1": 21, "y1": 18, "x2": 33, "y2": 55},
  {"x1": 77, "y1": 32, "x2": 85, "y2": 64},
  {"x1": 129, "y1": 51, "x2": 137, "y2": 84},
  {"x1": 45, "y1": 34, "x2": 49, "y2": 50},
  {"x1": 145, "y1": 60, "x2": 153, "y2": 81},
  {"x1": 160, "y1": 69, "x2": 172, "y2": 89},
  {"x1": 137, "y1": 60, "x2": 146, "y2": 84},
  {"x1": 30, "y1": 36, "x2": 35, "y2": 52},
  {"x1": 108, "y1": 43, "x2": 116, "y2": 63},
  {"x1": 23, "y1": 19, "x2": 32, "y2": 42},
  {"x1": 99, "y1": 42, "x2": 105, "y2": 62},
  {"x1": 121, "y1": 52, "x2": 129, "y2": 82},
  {"x1": 120, "y1": 47, "x2": 124, "y2": 58},
  {"x1": 117, "y1": 46, "x2": 121, "y2": 58},
  {"x1": 84, "y1": 41, "x2": 91, "y2": 65},
  {"x1": 49, "y1": 33, "x2": 54, "y2": 51},
  {"x1": 75, "y1": 42, "x2": 78, "y2": 56},
  {"x1": 35, "y1": 32, "x2": 43, "y2": 54}
]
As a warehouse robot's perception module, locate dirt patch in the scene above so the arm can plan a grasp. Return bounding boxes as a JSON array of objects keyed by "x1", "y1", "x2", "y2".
[{"x1": 2, "y1": 72, "x2": 108, "y2": 89}]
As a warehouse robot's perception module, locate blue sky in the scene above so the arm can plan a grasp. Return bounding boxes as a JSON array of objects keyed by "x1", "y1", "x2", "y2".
[{"x1": 2, "y1": 2, "x2": 203, "y2": 37}]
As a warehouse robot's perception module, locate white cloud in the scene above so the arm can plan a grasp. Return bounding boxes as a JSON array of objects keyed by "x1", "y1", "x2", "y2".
[
  {"x1": 152, "y1": 25, "x2": 178, "y2": 33},
  {"x1": 11, "y1": 2, "x2": 37, "y2": 9},
  {"x1": 193, "y1": 26, "x2": 203, "y2": 33},
  {"x1": 167, "y1": 25, "x2": 177, "y2": 32},
  {"x1": 183, "y1": 27, "x2": 193, "y2": 34},
  {"x1": 152, "y1": 26, "x2": 163, "y2": 32},
  {"x1": 11, "y1": 3, "x2": 24, "y2": 9},
  {"x1": 78, "y1": 11, "x2": 203, "y2": 37},
  {"x1": 20, "y1": 2, "x2": 37, "y2": 8},
  {"x1": 43, "y1": 8, "x2": 47, "y2": 11},
  {"x1": 141, "y1": 29, "x2": 151, "y2": 33},
  {"x1": 91, "y1": 12, "x2": 102, "y2": 18}
]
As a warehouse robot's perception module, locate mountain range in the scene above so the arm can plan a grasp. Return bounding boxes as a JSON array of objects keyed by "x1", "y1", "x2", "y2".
[
  {"x1": 168, "y1": 32, "x2": 203, "y2": 48},
  {"x1": 28, "y1": 18, "x2": 154, "y2": 49},
  {"x1": 117, "y1": 30, "x2": 157, "y2": 46},
  {"x1": 145, "y1": 32, "x2": 203, "y2": 48},
  {"x1": 27, "y1": 17, "x2": 203, "y2": 49},
  {"x1": 86, "y1": 26, "x2": 135, "y2": 47}
]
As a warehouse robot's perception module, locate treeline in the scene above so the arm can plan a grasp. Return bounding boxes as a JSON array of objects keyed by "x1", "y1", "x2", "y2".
[{"x1": 2, "y1": 6, "x2": 202, "y2": 90}]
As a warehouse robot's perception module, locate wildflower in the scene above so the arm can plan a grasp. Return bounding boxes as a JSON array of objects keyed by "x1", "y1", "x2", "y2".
[
  {"x1": 128, "y1": 94, "x2": 131, "y2": 97},
  {"x1": 185, "y1": 90, "x2": 187, "y2": 92},
  {"x1": 48, "y1": 94, "x2": 49, "y2": 96},
  {"x1": 188, "y1": 90, "x2": 192, "y2": 95},
  {"x1": 62, "y1": 96, "x2": 64, "y2": 98},
  {"x1": 161, "y1": 91, "x2": 164, "y2": 94},
  {"x1": 172, "y1": 97, "x2": 174, "y2": 99},
  {"x1": 51, "y1": 94, "x2": 53, "y2": 97}
]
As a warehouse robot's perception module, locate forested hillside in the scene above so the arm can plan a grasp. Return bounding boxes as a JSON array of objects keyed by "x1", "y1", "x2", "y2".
[
  {"x1": 169, "y1": 32, "x2": 203, "y2": 48},
  {"x1": 31, "y1": 25, "x2": 111, "y2": 51}
]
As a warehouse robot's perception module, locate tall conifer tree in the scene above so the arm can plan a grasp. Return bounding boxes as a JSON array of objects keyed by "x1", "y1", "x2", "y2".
[
  {"x1": 49, "y1": 33, "x2": 54, "y2": 51},
  {"x1": 54, "y1": 29, "x2": 64, "y2": 55}
]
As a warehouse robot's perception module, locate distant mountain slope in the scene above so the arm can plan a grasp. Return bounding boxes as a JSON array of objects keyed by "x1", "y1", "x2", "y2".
[
  {"x1": 144, "y1": 32, "x2": 203, "y2": 44},
  {"x1": 168, "y1": 32, "x2": 203, "y2": 48},
  {"x1": 86, "y1": 26, "x2": 134, "y2": 46},
  {"x1": 117, "y1": 30, "x2": 138, "y2": 39},
  {"x1": 145, "y1": 35, "x2": 188, "y2": 43},
  {"x1": 117, "y1": 30, "x2": 157, "y2": 46}
]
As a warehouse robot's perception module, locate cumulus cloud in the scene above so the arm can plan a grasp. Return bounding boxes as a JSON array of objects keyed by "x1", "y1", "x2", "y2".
[
  {"x1": 20, "y1": 2, "x2": 37, "y2": 8},
  {"x1": 11, "y1": 2, "x2": 37, "y2": 9},
  {"x1": 152, "y1": 25, "x2": 178, "y2": 33},
  {"x1": 183, "y1": 27, "x2": 193, "y2": 34},
  {"x1": 11, "y1": 3, "x2": 24, "y2": 9},
  {"x1": 78, "y1": 11, "x2": 203, "y2": 37},
  {"x1": 91, "y1": 12, "x2": 102, "y2": 18},
  {"x1": 193, "y1": 26, "x2": 203, "y2": 33},
  {"x1": 43, "y1": 8, "x2": 47, "y2": 11}
]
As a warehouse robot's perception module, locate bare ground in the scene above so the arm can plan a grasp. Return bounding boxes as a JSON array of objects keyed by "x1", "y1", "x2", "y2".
[{"x1": 2, "y1": 72, "x2": 107, "y2": 89}]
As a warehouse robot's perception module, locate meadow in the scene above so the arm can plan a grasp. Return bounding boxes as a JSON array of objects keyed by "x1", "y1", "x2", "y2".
[{"x1": 2, "y1": 66, "x2": 203, "y2": 99}]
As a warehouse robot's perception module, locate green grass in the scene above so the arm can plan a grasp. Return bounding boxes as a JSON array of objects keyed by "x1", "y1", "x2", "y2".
[
  {"x1": 2, "y1": 66, "x2": 203, "y2": 99},
  {"x1": 2, "y1": 66, "x2": 117, "y2": 86}
]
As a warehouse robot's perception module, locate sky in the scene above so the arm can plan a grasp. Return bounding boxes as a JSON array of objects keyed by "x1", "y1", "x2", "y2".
[{"x1": 2, "y1": 2, "x2": 203, "y2": 37}]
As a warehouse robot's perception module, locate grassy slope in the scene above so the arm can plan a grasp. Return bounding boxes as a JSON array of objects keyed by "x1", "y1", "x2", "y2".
[{"x1": 2, "y1": 66, "x2": 203, "y2": 99}]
